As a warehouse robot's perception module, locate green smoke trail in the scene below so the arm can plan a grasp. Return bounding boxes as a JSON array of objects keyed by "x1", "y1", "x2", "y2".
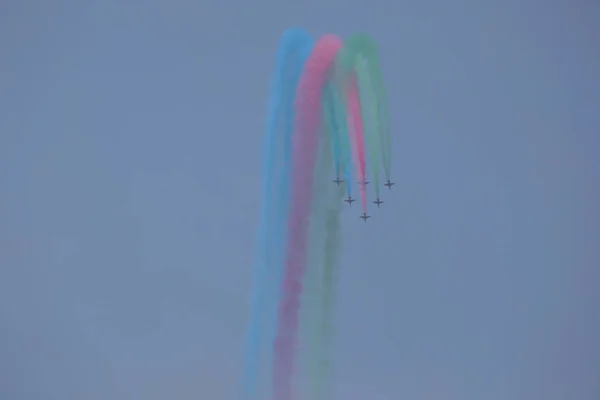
[
  {"x1": 299, "y1": 139, "x2": 328, "y2": 400},
  {"x1": 296, "y1": 88, "x2": 344, "y2": 400},
  {"x1": 296, "y1": 37, "x2": 390, "y2": 400},
  {"x1": 336, "y1": 34, "x2": 392, "y2": 183},
  {"x1": 312, "y1": 184, "x2": 343, "y2": 400}
]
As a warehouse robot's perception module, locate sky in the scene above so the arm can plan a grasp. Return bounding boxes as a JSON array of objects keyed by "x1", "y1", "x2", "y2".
[{"x1": 1, "y1": 0, "x2": 599, "y2": 399}]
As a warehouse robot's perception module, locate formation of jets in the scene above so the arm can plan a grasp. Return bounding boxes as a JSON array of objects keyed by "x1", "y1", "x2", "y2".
[{"x1": 332, "y1": 176, "x2": 394, "y2": 222}]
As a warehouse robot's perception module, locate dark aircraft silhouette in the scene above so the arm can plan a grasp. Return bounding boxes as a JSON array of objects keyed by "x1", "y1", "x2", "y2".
[
  {"x1": 384, "y1": 180, "x2": 395, "y2": 189},
  {"x1": 358, "y1": 180, "x2": 369, "y2": 186},
  {"x1": 373, "y1": 198, "x2": 383, "y2": 207},
  {"x1": 332, "y1": 177, "x2": 343, "y2": 186},
  {"x1": 360, "y1": 212, "x2": 371, "y2": 222},
  {"x1": 344, "y1": 196, "x2": 355, "y2": 206}
]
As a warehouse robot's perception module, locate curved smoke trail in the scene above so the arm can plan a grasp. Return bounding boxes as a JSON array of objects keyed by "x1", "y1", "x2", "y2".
[
  {"x1": 332, "y1": 53, "x2": 369, "y2": 212},
  {"x1": 326, "y1": 82, "x2": 354, "y2": 199},
  {"x1": 242, "y1": 28, "x2": 390, "y2": 400},
  {"x1": 296, "y1": 100, "x2": 344, "y2": 400},
  {"x1": 346, "y1": 78, "x2": 368, "y2": 212},
  {"x1": 240, "y1": 28, "x2": 314, "y2": 400},
  {"x1": 272, "y1": 34, "x2": 344, "y2": 400},
  {"x1": 355, "y1": 56, "x2": 382, "y2": 200},
  {"x1": 340, "y1": 34, "x2": 392, "y2": 182}
]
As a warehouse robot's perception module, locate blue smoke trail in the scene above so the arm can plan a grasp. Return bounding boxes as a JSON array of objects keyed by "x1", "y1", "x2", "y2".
[
  {"x1": 240, "y1": 28, "x2": 314, "y2": 400},
  {"x1": 331, "y1": 84, "x2": 354, "y2": 198}
]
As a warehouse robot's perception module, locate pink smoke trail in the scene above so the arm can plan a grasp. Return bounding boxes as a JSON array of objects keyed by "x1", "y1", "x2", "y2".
[
  {"x1": 272, "y1": 34, "x2": 343, "y2": 400},
  {"x1": 346, "y1": 76, "x2": 367, "y2": 212}
]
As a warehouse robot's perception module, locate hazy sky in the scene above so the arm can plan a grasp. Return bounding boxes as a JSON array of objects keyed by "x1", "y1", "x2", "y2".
[{"x1": 1, "y1": 1, "x2": 599, "y2": 399}]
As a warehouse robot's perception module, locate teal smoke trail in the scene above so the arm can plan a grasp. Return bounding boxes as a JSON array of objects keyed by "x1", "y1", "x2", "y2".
[
  {"x1": 323, "y1": 82, "x2": 353, "y2": 198},
  {"x1": 240, "y1": 28, "x2": 314, "y2": 400},
  {"x1": 322, "y1": 85, "x2": 342, "y2": 183}
]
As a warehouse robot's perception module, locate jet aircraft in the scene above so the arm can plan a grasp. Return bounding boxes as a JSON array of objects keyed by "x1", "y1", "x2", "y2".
[
  {"x1": 360, "y1": 213, "x2": 371, "y2": 222},
  {"x1": 332, "y1": 177, "x2": 343, "y2": 186},
  {"x1": 384, "y1": 180, "x2": 395, "y2": 189},
  {"x1": 373, "y1": 198, "x2": 383, "y2": 207},
  {"x1": 344, "y1": 196, "x2": 355, "y2": 206}
]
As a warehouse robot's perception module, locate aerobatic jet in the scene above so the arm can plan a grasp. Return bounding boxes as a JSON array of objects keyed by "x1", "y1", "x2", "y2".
[
  {"x1": 384, "y1": 180, "x2": 395, "y2": 189},
  {"x1": 332, "y1": 177, "x2": 343, "y2": 186},
  {"x1": 373, "y1": 198, "x2": 383, "y2": 207},
  {"x1": 344, "y1": 196, "x2": 355, "y2": 206},
  {"x1": 360, "y1": 213, "x2": 371, "y2": 222}
]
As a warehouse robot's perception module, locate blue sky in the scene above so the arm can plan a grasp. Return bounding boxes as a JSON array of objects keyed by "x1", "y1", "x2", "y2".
[{"x1": 1, "y1": 0, "x2": 599, "y2": 399}]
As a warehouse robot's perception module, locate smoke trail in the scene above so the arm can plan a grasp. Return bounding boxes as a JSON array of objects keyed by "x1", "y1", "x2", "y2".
[
  {"x1": 243, "y1": 29, "x2": 390, "y2": 400},
  {"x1": 240, "y1": 28, "x2": 313, "y2": 400},
  {"x1": 294, "y1": 108, "x2": 344, "y2": 400},
  {"x1": 332, "y1": 51, "x2": 368, "y2": 211},
  {"x1": 322, "y1": 85, "x2": 341, "y2": 181},
  {"x1": 273, "y1": 34, "x2": 344, "y2": 400},
  {"x1": 355, "y1": 56, "x2": 382, "y2": 200},
  {"x1": 327, "y1": 82, "x2": 354, "y2": 199},
  {"x1": 313, "y1": 191, "x2": 343, "y2": 400},
  {"x1": 346, "y1": 77, "x2": 368, "y2": 212},
  {"x1": 306, "y1": 143, "x2": 344, "y2": 400},
  {"x1": 341, "y1": 34, "x2": 392, "y2": 181}
]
